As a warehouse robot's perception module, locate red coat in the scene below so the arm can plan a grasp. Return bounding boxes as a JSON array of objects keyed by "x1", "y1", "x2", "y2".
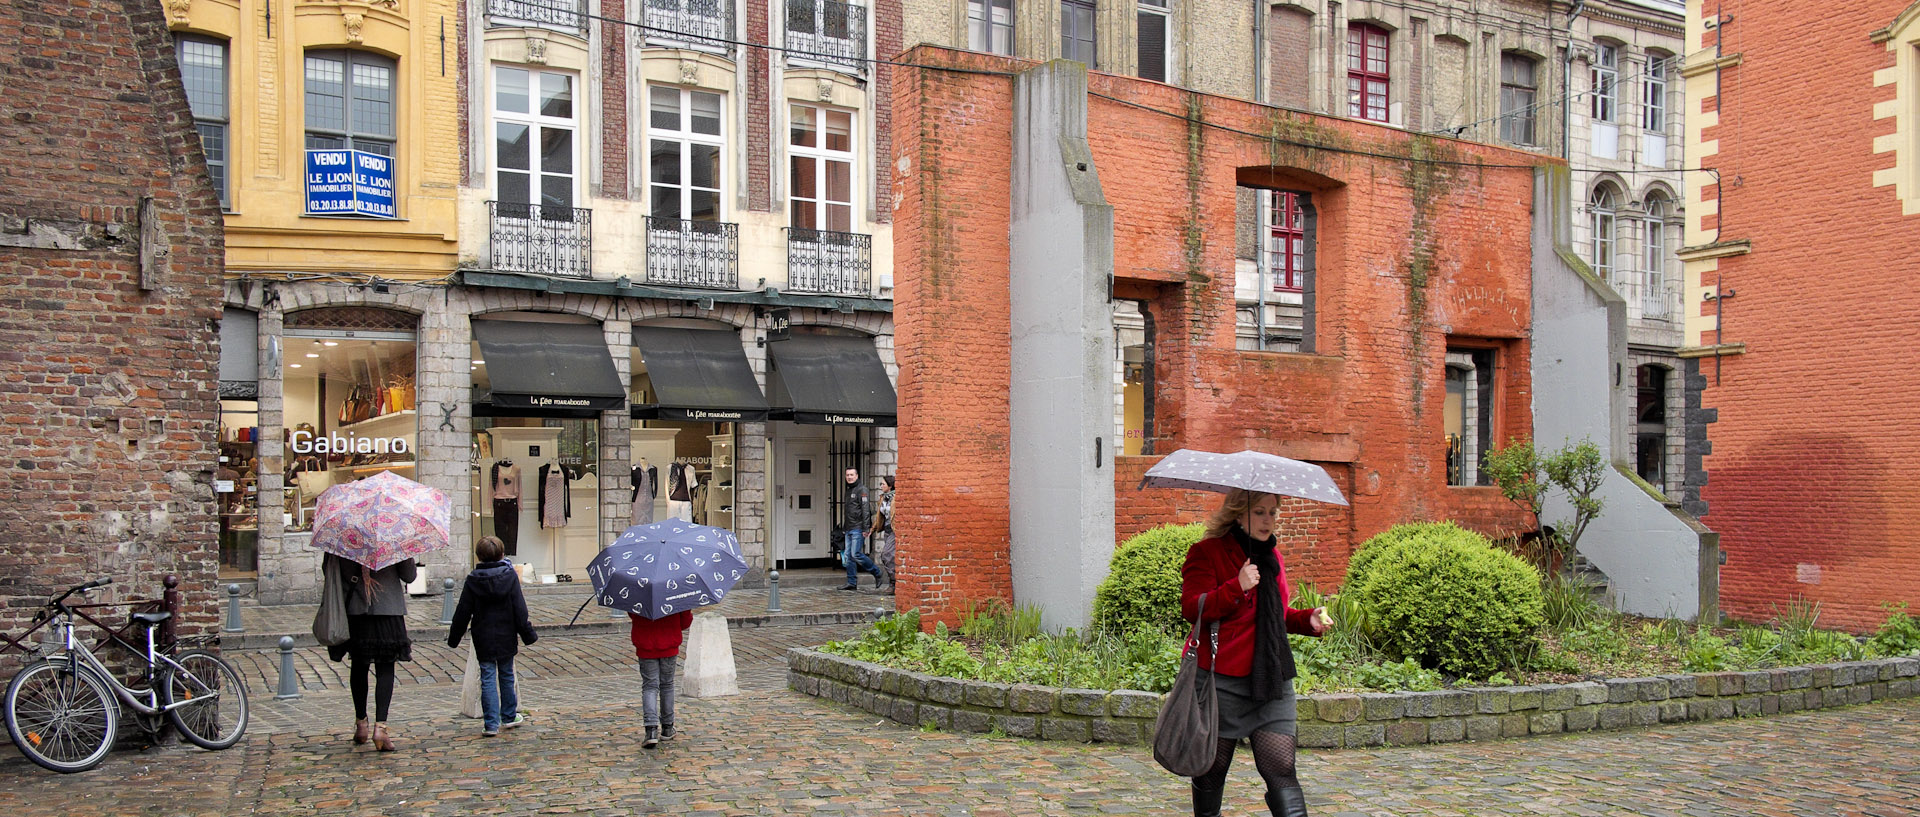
[
  {"x1": 1179, "y1": 534, "x2": 1318, "y2": 676},
  {"x1": 629, "y1": 610, "x2": 694, "y2": 659}
]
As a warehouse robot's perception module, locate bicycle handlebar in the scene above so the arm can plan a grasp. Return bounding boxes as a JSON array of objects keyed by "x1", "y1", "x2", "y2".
[{"x1": 51, "y1": 577, "x2": 113, "y2": 608}]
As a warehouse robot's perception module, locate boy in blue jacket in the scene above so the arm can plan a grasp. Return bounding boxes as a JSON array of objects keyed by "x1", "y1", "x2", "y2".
[{"x1": 448, "y1": 536, "x2": 538, "y2": 736}]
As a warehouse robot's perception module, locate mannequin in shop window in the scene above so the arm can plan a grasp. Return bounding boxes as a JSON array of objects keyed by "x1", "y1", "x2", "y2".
[
  {"x1": 631, "y1": 458, "x2": 658, "y2": 525},
  {"x1": 537, "y1": 462, "x2": 579, "y2": 529},
  {"x1": 666, "y1": 460, "x2": 699, "y2": 523},
  {"x1": 490, "y1": 458, "x2": 522, "y2": 555}
]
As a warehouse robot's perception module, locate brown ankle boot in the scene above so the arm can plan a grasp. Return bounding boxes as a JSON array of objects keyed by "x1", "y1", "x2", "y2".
[
  {"x1": 372, "y1": 722, "x2": 396, "y2": 752},
  {"x1": 353, "y1": 719, "x2": 371, "y2": 745}
]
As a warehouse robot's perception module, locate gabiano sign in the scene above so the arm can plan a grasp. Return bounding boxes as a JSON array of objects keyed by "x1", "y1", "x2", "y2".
[{"x1": 290, "y1": 430, "x2": 410, "y2": 455}]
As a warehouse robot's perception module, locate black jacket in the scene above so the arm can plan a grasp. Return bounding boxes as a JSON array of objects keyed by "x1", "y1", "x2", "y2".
[
  {"x1": 842, "y1": 482, "x2": 871, "y2": 531},
  {"x1": 447, "y1": 560, "x2": 538, "y2": 661}
]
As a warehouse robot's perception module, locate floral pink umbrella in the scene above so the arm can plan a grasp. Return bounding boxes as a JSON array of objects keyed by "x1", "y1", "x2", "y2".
[{"x1": 311, "y1": 470, "x2": 451, "y2": 570}]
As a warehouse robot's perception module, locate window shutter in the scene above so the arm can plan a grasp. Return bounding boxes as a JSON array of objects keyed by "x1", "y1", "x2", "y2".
[{"x1": 1137, "y1": 11, "x2": 1167, "y2": 83}]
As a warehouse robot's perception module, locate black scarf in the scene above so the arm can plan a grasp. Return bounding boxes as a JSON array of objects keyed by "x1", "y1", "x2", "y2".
[{"x1": 1231, "y1": 523, "x2": 1296, "y2": 699}]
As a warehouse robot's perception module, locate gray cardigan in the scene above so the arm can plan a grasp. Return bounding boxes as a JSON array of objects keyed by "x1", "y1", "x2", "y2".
[{"x1": 330, "y1": 554, "x2": 418, "y2": 617}]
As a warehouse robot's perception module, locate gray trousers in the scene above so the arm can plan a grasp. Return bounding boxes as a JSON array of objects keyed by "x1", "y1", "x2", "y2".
[{"x1": 638, "y1": 655, "x2": 677, "y2": 728}]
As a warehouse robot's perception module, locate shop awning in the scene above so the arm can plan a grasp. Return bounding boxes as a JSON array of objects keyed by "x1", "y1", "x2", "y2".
[
  {"x1": 630, "y1": 327, "x2": 770, "y2": 422},
  {"x1": 767, "y1": 334, "x2": 897, "y2": 426},
  {"x1": 472, "y1": 319, "x2": 626, "y2": 413}
]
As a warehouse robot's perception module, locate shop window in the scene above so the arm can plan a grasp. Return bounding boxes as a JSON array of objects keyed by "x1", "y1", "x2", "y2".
[
  {"x1": 217, "y1": 400, "x2": 259, "y2": 576},
  {"x1": 1061, "y1": 0, "x2": 1096, "y2": 67},
  {"x1": 968, "y1": 0, "x2": 1012, "y2": 55},
  {"x1": 1137, "y1": 0, "x2": 1170, "y2": 83},
  {"x1": 1444, "y1": 347, "x2": 1497, "y2": 487},
  {"x1": 1347, "y1": 23, "x2": 1389, "y2": 122},
  {"x1": 176, "y1": 35, "x2": 229, "y2": 208},
  {"x1": 281, "y1": 309, "x2": 420, "y2": 532},
  {"x1": 1499, "y1": 52, "x2": 1537, "y2": 146}
]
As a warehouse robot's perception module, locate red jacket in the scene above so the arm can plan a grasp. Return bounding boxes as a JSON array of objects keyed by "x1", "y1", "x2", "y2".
[
  {"x1": 629, "y1": 610, "x2": 694, "y2": 659},
  {"x1": 1180, "y1": 534, "x2": 1318, "y2": 676}
]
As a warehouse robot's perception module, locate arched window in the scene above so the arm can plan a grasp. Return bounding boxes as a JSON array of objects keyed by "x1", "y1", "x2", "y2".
[
  {"x1": 1642, "y1": 192, "x2": 1672, "y2": 318},
  {"x1": 1589, "y1": 185, "x2": 1620, "y2": 283}
]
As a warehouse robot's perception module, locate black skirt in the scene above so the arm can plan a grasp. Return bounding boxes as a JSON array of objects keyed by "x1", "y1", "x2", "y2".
[
  {"x1": 327, "y1": 614, "x2": 413, "y2": 664},
  {"x1": 1203, "y1": 670, "x2": 1296, "y2": 739}
]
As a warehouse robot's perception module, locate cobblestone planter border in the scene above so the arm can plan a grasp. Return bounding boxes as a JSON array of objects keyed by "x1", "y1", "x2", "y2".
[{"x1": 787, "y1": 649, "x2": 1920, "y2": 747}]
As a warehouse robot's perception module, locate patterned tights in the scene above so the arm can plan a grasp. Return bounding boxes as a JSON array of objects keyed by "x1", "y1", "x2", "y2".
[{"x1": 1193, "y1": 731, "x2": 1300, "y2": 793}]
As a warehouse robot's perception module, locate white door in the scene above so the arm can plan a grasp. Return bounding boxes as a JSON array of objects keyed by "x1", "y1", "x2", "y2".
[{"x1": 774, "y1": 437, "x2": 831, "y2": 563}]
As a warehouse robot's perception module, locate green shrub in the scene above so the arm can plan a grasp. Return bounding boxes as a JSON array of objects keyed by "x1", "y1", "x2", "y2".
[
  {"x1": 1869, "y1": 603, "x2": 1920, "y2": 657},
  {"x1": 1540, "y1": 574, "x2": 1607, "y2": 631},
  {"x1": 1344, "y1": 522, "x2": 1544, "y2": 678},
  {"x1": 1682, "y1": 632, "x2": 1731, "y2": 672},
  {"x1": 959, "y1": 598, "x2": 1043, "y2": 648},
  {"x1": 1093, "y1": 523, "x2": 1205, "y2": 635}
]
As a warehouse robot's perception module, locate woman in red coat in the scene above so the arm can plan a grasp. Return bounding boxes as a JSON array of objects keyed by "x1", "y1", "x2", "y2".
[{"x1": 1180, "y1": 489, "x2": 1332, "y2": 817}]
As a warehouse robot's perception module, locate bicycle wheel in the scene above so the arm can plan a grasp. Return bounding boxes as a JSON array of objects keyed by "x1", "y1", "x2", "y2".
[
  {"x1": 160, "y1": 650, "x2": 249, "y2": 750},
  {"x1": 4, "y1": 659, "x2": 119, "y2": 773}
]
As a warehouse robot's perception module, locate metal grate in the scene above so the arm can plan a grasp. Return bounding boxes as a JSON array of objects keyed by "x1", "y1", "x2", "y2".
[
  {"x1": 285, "y1": 306, "x2": 420, "y2": 332},
  {"x1": 645, "y1": 216, "x2": 739, "y2": 290},
  {"x1": 785, "y1": 0, "x2": 866, "y2": 71},
  {"x1": 785, "y1": 228, "x2": 872, "y2": 296},
  {"x1": 486, "y1": 0, "x2": 587, "y2": 31},
  {"x1": 642, "y1": 0, "x2": 733, "y2": 53},
  {"x1": 489, "y1": 201, "x2": 594, "y2": 278}
]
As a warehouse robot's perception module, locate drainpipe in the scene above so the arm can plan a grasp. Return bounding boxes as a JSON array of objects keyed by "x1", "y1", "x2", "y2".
[
  {"x1": 1252, "y1": 0, "x2": 1266, "y2": 104},
  {"x1": 1562, "y1": 0, "x2": 1586, "y2": 161}
]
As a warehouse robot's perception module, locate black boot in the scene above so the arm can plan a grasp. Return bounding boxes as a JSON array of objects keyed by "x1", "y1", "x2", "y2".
[
  {"x1": 1265, "y1": 786, "x2": 1308, "y2": 817},
  {"x1": 1191, "y1": 780, "x2": 1224, "y2": 817}
]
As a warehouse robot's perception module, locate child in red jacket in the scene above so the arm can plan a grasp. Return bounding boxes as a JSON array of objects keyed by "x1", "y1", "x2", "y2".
[{"x1": 629, "y1": 609, "x2": 693, "y2": 747}]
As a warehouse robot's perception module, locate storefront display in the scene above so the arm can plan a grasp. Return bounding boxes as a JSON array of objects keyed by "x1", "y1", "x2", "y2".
[
  {"x1": 280, "y1": 312, "x2": 419, "y2": 532},
  {"x1": 217, "y1": 401, "x2": 260, "y2": 575}
]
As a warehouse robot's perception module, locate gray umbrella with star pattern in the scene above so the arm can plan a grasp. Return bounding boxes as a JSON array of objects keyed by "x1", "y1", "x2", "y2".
[{"x1": 1137, "y1": 448, "x2": 1349, "y2": 506}]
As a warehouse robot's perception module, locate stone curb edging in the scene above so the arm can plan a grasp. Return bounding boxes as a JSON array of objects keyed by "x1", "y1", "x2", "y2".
[
  {"x1": 230, "y1": 610, "x2": 887, "y2": 651},
  {"x1": 785, "y1": 649, "x2": 1920, "y2": 748}
]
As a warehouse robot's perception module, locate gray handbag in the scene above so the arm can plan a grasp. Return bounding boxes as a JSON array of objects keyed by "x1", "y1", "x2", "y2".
[
  {"x1": 1152, "y1": 592, "x2": 1220, "y2": 777},
  {"x1": 312, "y1": 555, "x2": 350, "y2": 646}
]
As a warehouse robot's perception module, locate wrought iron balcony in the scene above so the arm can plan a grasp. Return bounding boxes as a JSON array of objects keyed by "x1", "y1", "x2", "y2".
[
  {"x1": 785, "y1": 228, "x2": 871, "y2": 296},
  {"x1": 643, "y1": 0, "x2": 733, "y2": 53},
  {"x1": 489, "y1": 201, "x2": 594, "y2": 278},
  {"x1": 645, "y1": 217, "x2": 739, "y2": 290},
  {"x1": 487, "y1": 0, "x2": 587, "y2": 32},
  {"x1": 785, "y1": 0, "x2": 866, "y2": 72}
]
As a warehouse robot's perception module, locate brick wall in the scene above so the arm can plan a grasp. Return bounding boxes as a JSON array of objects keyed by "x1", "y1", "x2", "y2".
[
  {"x1": 600, "y1": 0, "x2": 629, "y2": 198},
  {"x1": 1269, "y1": 7, "x2": 1312, "y2": 110},
  {"x1": 747, "y1": 0, "x2": 771, "y2": 211},
  {"x1": 1694, "y1": 2, "x2": 1919, "y2": 631},
  {"x1": 893, "y1": 47, "x2": 1539, "y2": 626},
  {"x1": 874, "y1": 0, "x2": 901, "y2": 224},
  {"x1": 0, "y1": 0, "x2": 228, "y2": 666}
]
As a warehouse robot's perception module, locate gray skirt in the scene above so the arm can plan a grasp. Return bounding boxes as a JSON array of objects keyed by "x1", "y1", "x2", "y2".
[{"x1": 1201, "y1": 669, "x2": 1296, "y2": 739}]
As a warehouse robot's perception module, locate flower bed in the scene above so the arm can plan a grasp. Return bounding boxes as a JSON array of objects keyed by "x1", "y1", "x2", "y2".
[{"x1": 786, "y1": 649, "x2": 1920, "y2": 747}]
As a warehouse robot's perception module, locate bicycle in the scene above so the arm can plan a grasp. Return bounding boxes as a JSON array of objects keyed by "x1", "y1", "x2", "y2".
[{"x1": 3, "y1": 578, "x2": 250, "y2": 773}]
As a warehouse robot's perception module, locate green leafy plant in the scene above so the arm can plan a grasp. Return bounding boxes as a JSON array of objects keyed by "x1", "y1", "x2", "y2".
[
  {"x1": 1484, "y1": 437, "x2": 1608, "y2": 564},
  {"x1": 1092, "y1": 523, "x2": 1205, "y2": 635},
  {"x1": 1869, "y1": 603, "x2": 1920, "y2": 657},
  {"x1": 1540, "y1": 574, "x2": 1607, "y2": 631},
  {"x1": 1344, "y1": 522, "x2": 1544, "y2": 678},
  {"x1": 959, "y1": 598, "x2": 1043, "y2": 648},
  {"x1": 1682, "y1": 632, "x2": 1731, "y2": 672},
  {"x1": 1542, "y1": 440, "x2": 1605, "y2": 551}
]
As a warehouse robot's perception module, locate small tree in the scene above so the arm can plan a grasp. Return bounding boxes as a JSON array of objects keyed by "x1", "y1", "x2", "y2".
[
  {"x1": 1485, "y1": 437, "x2": 1607, "y2": 567},
  {"x1": 1543, "y1": 440, "x2": 1605, "y2": 552}
]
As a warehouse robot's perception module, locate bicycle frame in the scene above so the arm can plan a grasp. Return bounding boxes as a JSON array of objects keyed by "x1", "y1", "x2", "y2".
[{"x1": 44, "y1": 610, "x2": 212, "y2": 718}]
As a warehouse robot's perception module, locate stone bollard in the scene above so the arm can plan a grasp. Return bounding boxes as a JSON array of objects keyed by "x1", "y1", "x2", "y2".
[
  {"x1": 275, "y1": 636, "x2": 301, "y2": 700},
  {"x1": 680, "y1": 612, "x2": 740, "y2": 698},
  {"x1": 439, "y1": 577, "x2": 457, "y2": 625},
  {"x1": 223, "y1": 584, "x2": 243, "y2": 633},
  {"x1": 765, "y1": 569, "x2": 782, "y2": 613}
]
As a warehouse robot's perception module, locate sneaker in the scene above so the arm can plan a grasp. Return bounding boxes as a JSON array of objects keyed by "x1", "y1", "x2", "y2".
[
  {"x1": 501, "y1": 713, "x2": 527, "y2": 730},
  {"x1": 482, "y1": 727, "x2": 499, "y2": 737},
  {"x1": 659, "y1": 723, "x2": 676, "y2": 740},
  {"x1": 643, "y1": 726, "x2": 660, "y2": 748},
  {"x1": 837, "y1": 584, "x2": 858, "y2": 592}
]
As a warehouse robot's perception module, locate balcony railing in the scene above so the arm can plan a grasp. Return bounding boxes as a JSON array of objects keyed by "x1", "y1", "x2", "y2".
[
  {"x1": 643, "y1": 0, "x2": 733, "y2": 53},
  {"x1": 785, "y1": 228, "x2": 871, "y2": 296},
  {"x1": 1613, "y1": 269, "x2": 1674, "y2": 323},
  {"x1": 646, "y1": 216, "x2": 739, "y2": 289},
  {"x1": 489, "y1": 201, "x2": 594, "y2": 278},
  {"x1": 487, "y1": 0, "x2": 587, "y2": 31},
  {"x1": 785, "y1": 0, "x2": 866, "y2": 72}
]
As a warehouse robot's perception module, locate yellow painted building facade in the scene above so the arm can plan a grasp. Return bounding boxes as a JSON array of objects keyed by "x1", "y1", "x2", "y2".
[{"x1": 166, "y1": 0, "x2": 460, "y2": 277}]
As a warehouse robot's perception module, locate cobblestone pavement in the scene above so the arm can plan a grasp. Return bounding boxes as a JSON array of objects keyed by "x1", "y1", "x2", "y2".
[{"x1": 2, "y1": 612, "x2": 1917, "y2": 817}]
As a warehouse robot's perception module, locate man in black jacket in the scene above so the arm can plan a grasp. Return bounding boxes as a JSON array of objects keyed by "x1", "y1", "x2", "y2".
[
  {"x1": 838, "y1": 468, "x2": 884, "y2": 591},
  {"x1": 447, "y1": 536, "x2": 538, "y2": 735}
]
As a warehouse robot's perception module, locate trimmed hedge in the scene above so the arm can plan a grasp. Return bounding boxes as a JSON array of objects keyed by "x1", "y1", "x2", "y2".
[
  {"x1": 1346, "y1": 522, "x2": 1544, "y2": 678},
  {"x1": 1092, "y1": 523, "x2": 1204, "y2": 636}
]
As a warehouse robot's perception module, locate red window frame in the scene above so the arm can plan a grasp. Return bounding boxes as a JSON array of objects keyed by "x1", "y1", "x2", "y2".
[
  {"x1": 1268, "y1": 191, "x2": 1305, "y2": 292},
  {"x1": 1347, "y1": 23, "x2": 1389, "y2": 122}
]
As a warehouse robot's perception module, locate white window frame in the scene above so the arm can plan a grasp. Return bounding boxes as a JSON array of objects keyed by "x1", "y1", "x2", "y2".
[
  {"x1": 1643, "y1": 195, "x2": 1671, "y2": 319},
  {"x1": 492, "y1": 65, "x2": 580, "y2": 213},
  {"x1": 1590, "y1": 186, "x2": 1619, "y2": 283},
  {"x1": 788, "y1": 102, "x2": 856, "y2": 232},
  {"x1": 1137, "y1": 0, "x2": 1171, "y2": 83},
  {"x1": 177, "y1": 35, "x2": 229, "y2": 208},
  {"x1": 968, "y1": 0, "x2": 1013, "y2": 55},
  {"x1": 1591, "y1": 43, "x2": 1619, "y2": 124},
  {"x1": 647, "y1": 85, "x2": 726, "y2": 222},
  {"x1": 1642, "y1": 54, "x2": 1668, "y2": 133}
]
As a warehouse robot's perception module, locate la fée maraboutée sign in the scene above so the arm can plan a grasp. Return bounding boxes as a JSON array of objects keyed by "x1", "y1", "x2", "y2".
[{"x1": 290, "y1": 430, "x2": 410, "y2": 455}]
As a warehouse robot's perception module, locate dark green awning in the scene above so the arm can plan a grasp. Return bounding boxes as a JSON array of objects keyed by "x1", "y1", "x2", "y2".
[
  {"x1": 767, "y1": 334, "x2": 897, "y2": 426},
  {"x1": 630, "y1": 327, "x2": 770, "y2": 422},
  {"x1": 472, "y1": 319, "x2": 626, "y2": 413}
]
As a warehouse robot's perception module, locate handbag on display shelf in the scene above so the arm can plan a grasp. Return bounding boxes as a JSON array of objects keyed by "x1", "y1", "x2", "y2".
[{"x1": 1152, "y1": 592, "x2": 1220, "y2": 777}]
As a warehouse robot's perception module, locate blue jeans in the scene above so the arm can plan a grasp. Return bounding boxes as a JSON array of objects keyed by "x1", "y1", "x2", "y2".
[
  {"x1": 842, "y1": 529, "x2": 881, "y2": 586},
  {"x1": 478, "y1": 657, "x2": 519, "y2": 731},
  {"x1": 638, "y1": 656, "x2": 676, "y2": 729}
]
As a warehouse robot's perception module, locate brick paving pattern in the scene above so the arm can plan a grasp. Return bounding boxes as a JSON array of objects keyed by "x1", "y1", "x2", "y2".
[{"x1": 2, "y1": 605, "x2": 1917, "y2": 816}]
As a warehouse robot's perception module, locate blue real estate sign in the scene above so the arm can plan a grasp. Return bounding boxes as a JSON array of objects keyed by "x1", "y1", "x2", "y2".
[{"x1": 305, "y1": 149, "x2": 396, "y2": 218}]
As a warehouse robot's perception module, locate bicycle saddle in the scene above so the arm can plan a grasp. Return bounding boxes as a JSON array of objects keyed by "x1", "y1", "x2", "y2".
[{"x1": 130, "y1": 611, "x2": 172, "y2": 625}]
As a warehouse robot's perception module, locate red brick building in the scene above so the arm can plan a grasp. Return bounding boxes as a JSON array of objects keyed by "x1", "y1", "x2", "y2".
[
  {"x1": 0, "y1": 0, "x2": 227, "y2": 660},
  {"x1": 890, "y1": 47, "x2": 1546, "y2": 624},
  {"x1": 1680, "y1": 1, "x2": 1920, "y2": 630}
]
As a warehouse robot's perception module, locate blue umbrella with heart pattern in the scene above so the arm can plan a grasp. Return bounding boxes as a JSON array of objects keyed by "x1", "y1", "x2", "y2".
[{"x1": 579, "y1": 521, "x2": 749, "y2": 621}]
